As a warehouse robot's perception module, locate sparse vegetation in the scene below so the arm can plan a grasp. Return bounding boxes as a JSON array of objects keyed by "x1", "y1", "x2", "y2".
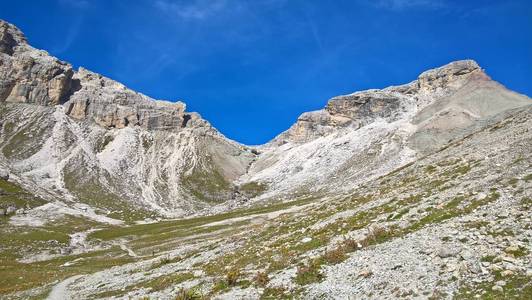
[
  {"x1": 225, "y1": 268, "x2": 241, "y2": 286},
  {"x1": 175, "y1": 287, "x2": 203, "y2": 300},
  {"x1": 322, "y1": 246, "x2": 347, "y2": 264},
  {"x1": 295, "y1": 259, "x2": 324, "y2": 285},
  {"x1": 254, "y1": 271, "x2": 269, "y2": 287},
  {"x1": 239, "y1": 181, "x2": 268, "y2": 197}
]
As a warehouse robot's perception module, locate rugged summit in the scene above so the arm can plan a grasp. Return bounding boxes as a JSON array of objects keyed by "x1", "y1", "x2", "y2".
[
  {"x1": 246, "y1": 60, "x2": 529, "y2": 198},
  {"x1": 0, "y1": 20, "x2": 256, "y2": 219},
  {"x1": 0, "y1": 20, "x2": 531, "y2": 300}
]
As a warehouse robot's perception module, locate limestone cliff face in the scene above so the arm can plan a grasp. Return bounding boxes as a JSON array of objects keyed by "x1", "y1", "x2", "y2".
[
  {"x1": 246, "y1": 60, "x2": 530, "y2": 199},
  {"x1": 0, "y1": 19, "x2": 207, "y2": 132},
  {"x1": 0, "y1": 21, "x2": 74, "y2": 106},
  {"x1": 64, "y1": 67, "x2": 206, "y2": 131},
  {"x1": 271, "y1": 60, "x2": 486, "y2": 145},
  {"x1": 0, "y1": 20, "x2": 255, "y2": 218}
]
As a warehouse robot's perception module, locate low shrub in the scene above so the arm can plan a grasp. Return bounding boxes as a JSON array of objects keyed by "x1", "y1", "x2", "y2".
[
  {"x1": 254, "y1": 271, "x2": 269, "y2": 287},
  {"x1": 175, "y1": 287, "x2": 202, "y2": 300},
  {"x1": 226, "y1": 268, "x2": 241, "y2": 286}
]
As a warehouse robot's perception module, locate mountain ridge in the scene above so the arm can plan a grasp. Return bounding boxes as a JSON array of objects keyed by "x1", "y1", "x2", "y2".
[
  {"x1": 0, "y1": 19, "x2": 531, "y2": 300},
  {"x1": 1, "y1": 19, "x2": 531, "y2": 220}
]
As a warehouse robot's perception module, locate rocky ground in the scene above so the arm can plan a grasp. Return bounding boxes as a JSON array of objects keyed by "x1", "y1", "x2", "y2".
[{"x1": 1, "y1": 105, "x2": 530, "y2": 299}]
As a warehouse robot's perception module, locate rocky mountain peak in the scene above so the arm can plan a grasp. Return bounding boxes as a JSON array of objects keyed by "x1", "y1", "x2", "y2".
[
  {"x1": 0, "y1": 19, "x2": 27, "y2": 55},
  {"x1": 0, "y1": 20, "x2": 212, "y2": 132},
  {"x1": 271, "y1": 59, "x2": 494, "y2": 145},
  {"x1": 418, "y1": 59, "x2": 480, "y2": 81}
]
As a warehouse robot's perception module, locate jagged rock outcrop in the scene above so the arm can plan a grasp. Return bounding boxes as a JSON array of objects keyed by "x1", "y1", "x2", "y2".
[
  {"x1": 0, "y1": 20, "x2": 255, "y2": 218},
  {"x1": 246, "y1": 60, "x2": 530, "y2": 198},
  {"x1": 64, "y1": 67, "x2": 205, "y2": 130},
  {"x1": 0, "y1": 21, "x2": 74, "y2": 106},
  {"x1": 271, "y1": 60, "x2": 492, "y2": 145},
  {"x1": 0, "y1": 19, "x2": 205, "y2": 132}
]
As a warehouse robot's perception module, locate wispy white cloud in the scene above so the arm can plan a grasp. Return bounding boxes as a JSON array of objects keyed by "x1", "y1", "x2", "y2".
[
  {"x1": 53, "y1": 0, "x2": 88, "y2": 54},
  {"x1": 374, "y1": 0, "x2": 447, "y2": 11},
  {"x1": 51, "y1": 17, "x2": 83, "y2": 54},
  {"x1": 154, "y1": 0, "x2": 229, "y2": 21}
]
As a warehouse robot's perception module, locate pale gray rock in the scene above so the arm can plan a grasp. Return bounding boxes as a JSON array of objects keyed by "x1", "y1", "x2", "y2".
[
  {"x1": 0, "y1": 168, "x2": 8, "y2": 180},
  {"x1": 6, "y1": 205, "x2": 16, "y2": 214},
  {"x1": 437, "y1": 246, "x2": 459, "y2": 258}
]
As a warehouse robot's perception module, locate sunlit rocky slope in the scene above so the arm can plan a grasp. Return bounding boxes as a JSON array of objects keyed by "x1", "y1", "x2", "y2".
[{"x1": 0, "y1": 19, "x2": 531, "y2": 299}]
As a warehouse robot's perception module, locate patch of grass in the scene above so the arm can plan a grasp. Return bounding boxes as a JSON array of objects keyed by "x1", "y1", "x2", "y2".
[
  {"x1": 362, "y1": 225, "x2": 399, "y2": 246},
  {"x1": 322, "y1": 247, "x2": 347, "y2": 264},
  {"x1": 523, "y1": 173, "x2": 532, "y2": 182},
  {"x1": 63, "y1": 168, "x2": 150, "y2": 222},
  {"x1": 225, "y1": 268, "x2": 241, "y2": 286},
  {"x1": 89, "y1": 194, "x2": 317, "y2": 241},
  {"x1": 0, "y1": 179, "x2": 46, "y2": 210},
  {"x1": 138, "y1": 272, "x2": 194, "y2": 292},
  {"x1": 295, "y1": 259, "x2": 324, "y2": 285},
  {"x1": 407, "y1": 192, "x2": 500, "y2": 234},
  {"x1": 506, "y1": 246, "x2": 529, "y2": 258},
  {"x1": 455, "y1": 273, "x2": 532, "y2": 299},
  {"x1": 2, "y1": 116, "x2": 51, "y2": 160},
  {"x1": 181, "y1": 164, "x2": 233, "y2": 204},
  {"x1": 480, "y1": 255, "x2": 496, "y2": 263},
  {"x1": 175, "y1": 287, "x2": 203, "y2": 300},
  {"x1": 0, "y1": 246, "x2": 135, "y2": 295},
  {"x1": 239, "y1": 181, "x2": 268, "y2": 198},
  {"x1": 508, "y1": 178, "x2": 519, "y2": 186},
  {"x1": 388, "y1": 208, "x2": 409, "y2": 220},
  {"x1": 425, "y1": 165, "x2": 437, "y2": 174}
]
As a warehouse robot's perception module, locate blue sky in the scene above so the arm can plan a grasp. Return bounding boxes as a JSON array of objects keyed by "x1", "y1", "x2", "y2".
[{"x1": 1, "y1": 0, "x2": 531, "y2": 144}]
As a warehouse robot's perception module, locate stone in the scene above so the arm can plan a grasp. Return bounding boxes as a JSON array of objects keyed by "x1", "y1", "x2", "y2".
[
  {"x1": 505, "y1": 245, "x2": 519, "y2": 254},
  {"x1": 489, "y1": 265, "x2": 503, "y2": 272},
  {"x1": 0, "y1": 169, "x2": 9, "y2": 180},
  {"x1": 301, "y1": 237, "x2": 312, "y2": 243},
  {"x1": 501, "y1": 270, "x2": 514, "y2": 277},
  {"x1": 495, "y1": 280, "x2": 506, "y2": 287},
  {"x1": 492, "y1": 285, "x2": 504, "y2": 293},
  {"x1": 358, "y1": 270, "x2": 373, "y2": 278},
  {"x1": 468, "y1": 262, "x2": 482, "y2": 274},
  {"x1": 526, "y1": 269, "x2": 532, "y2": 277},
  {"x1": 438, "y1": 247, "x2": 459, "y2": 258},
  {"x1": 60, "y1": 247, "x2": 73, "y2": 255},
  {"x1": 0, "y1": 208, "x2": 5, "y2": 216},
  {"x1": 6, "y1": 205, "x2": 16, "y2": 215}
]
